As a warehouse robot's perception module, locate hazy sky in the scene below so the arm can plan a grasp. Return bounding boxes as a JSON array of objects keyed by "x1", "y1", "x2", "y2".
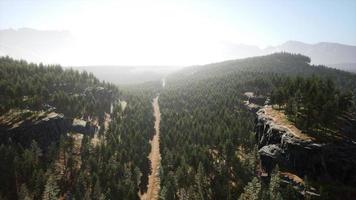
[{"x1": 1, "y1": 0, "x2": 356, "y2": 66}]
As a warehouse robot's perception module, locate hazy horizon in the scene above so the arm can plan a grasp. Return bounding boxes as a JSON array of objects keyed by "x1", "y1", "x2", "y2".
[
  {"x1": 1, "y1": 0, "x2": 356, "y2": 67},
  {"x1": 1, "y1": 2, "x2": 356, "y2": 199}
]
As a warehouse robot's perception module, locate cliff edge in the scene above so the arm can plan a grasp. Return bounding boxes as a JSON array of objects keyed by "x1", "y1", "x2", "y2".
[{"x1": 255, "y1": 106, "x2": 356, "y2": 186}]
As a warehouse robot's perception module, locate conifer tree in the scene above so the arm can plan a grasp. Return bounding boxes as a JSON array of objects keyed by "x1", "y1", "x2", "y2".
[
  {"x1": 269, "y1": 166, "x2": 283, "y2": 200},
  {"x1": 238, "y1": 177, "x2": 261, "y2": 200},
  {"x1": 42, "y1": 173, "x2": 60, "y2": 200}
]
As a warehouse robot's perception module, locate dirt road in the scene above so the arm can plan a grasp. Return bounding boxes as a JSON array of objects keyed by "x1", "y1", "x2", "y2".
[{"x1": 140, "y1": 97, "x2": 161, "y2": 200}]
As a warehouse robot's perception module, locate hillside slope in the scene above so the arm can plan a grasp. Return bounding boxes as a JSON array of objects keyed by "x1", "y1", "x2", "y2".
[
  {"x1": 0, "y1": 57, "x2": 156, "y2": 200},
  {"x1": 169, "y1": 53, "x2": 356, "y2": 93},
  {"x1": 159, "y1": 53, "x2": 356, "y2": 199}
]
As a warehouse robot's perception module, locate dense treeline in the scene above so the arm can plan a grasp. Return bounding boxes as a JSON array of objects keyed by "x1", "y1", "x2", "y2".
[
  {"x1": 159, "y1": 71, "x2": 306, "y2": 199},
  {"x1": 159, "y1": 53, "x2": 356, "y2": 199},
  {"x1": 270, "y1": 76, "x2": 354, "y2": 134},
  {"x1": 0, "y1": 56, "x2": 119, "y2": 119},
  {"x1": 69, "y1": 91, "x2": 155, "y2": 199},
  {"x1": 0, "y1": 91, "x2": 155, "y2": 199},
  {"x1": 159, "y1": 72, "x2": 266, "y2": 199},
  {"x1": 0, "y1": 140, "x2": 56, "y2": 199},
  {"x1": 0, "y1": 57, "x2": 156, "y2": 199},
  {"x1": 170, "y1": 53, "x2": 356, "y2": 94},
  {"x1": 2, "y1": 53, "x2": 356, "y2": 199}
]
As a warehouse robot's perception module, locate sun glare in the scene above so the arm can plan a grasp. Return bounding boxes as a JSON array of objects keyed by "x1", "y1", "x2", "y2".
[{"x1": 52, "y1": 0, "x2": 258, "y2": 66}]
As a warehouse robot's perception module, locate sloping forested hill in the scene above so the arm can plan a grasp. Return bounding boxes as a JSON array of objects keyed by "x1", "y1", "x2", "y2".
[
  {"x1": 170, "y1": 53, "x2": 356, "y2": 93},
  {"x1": 0, "y1": 56, "x2": 156, "y2": 199},
  {"x1": 159, "y1": 53, "x2": 356, "y2": 199},
  {"x1": 0, "y1": 56, "x2": 119, "y2": 118},
  {"x1": 160, "y1": 74, "x2": 258, "y2": 199},
  {"x1": 1, "y1": 53, "x2": 356, "y2": 200}
]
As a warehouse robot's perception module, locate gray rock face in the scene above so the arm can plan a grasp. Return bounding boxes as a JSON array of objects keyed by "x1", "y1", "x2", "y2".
[
  {"x1": 258, "y1": 144, "x2": 282, "y2": 159},
  {"x1": 255, "y1": 109, "x2": 356, "y2": 185},
  {"x1": 0, "y1": 110, "x2": 98, "y2": 150},
  {"x1": 71, "y1": 118, "x2": 97, "y2": 137},
  {"x1": 0, "y1": 111, "x2": 71, "y2": 150}
]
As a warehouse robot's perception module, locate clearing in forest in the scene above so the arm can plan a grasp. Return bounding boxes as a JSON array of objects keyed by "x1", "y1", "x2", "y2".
[{"x1": 262, "y1": 106, "x2": 314, "y2": 141}]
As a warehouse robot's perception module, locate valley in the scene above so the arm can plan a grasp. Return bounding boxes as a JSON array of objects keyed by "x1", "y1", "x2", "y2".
[
  {"x1": 2, "y1": 1, "x2": 356, "y2": 199},
  {"x1": 1, "y1": 53, "x2": 356, "y2": 200},
  {"x1": 140, "y1": 97, "x2": 161, "y2": 200}
]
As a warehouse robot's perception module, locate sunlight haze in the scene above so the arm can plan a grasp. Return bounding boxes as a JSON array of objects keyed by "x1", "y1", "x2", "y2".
[
  {"x1": 1, "y1": 1, "x2": 356, "y2": 199},
  {"x1": 1, "y1": 0, "x2": 356, "y2": 66}
]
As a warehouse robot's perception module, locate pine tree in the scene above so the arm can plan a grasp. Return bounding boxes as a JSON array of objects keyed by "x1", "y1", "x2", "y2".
[
  {"x1": 42, "y1": 173, "x2": 60, "y2": 200},
  {"x1": 238, "y1": 177, "x2": 261, "y2": 200},
  {"x1": 33, "y1": 169, "x2": 45, "y2": 200},
  {"x1": 195, "y1": 162, "x2": 212, "y2": 200},
  {"x1": 160, "y1": 173, "x2": 176, "y2": 200},
  {"x1": 269, "y1": 166, "x2": 283, "y2": 200}
]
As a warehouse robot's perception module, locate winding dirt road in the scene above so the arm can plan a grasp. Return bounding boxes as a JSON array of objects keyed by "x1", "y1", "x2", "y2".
[{"x1": 141, "y1": 97, "x2": 161, "y2": 200}]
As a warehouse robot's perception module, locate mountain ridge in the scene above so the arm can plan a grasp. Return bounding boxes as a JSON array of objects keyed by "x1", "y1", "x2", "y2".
[{"x1": 1, "y1": 28, "x2": 356, "y2": 73}]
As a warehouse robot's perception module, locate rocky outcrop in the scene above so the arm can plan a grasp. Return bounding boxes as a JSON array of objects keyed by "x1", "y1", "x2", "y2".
[
  {"x1": 0, "y1": 110, "x2": 99, "y2": 150},
  {"x1": 71, "y1": 118, "x2": 97, "y2": 137},
  {"x1": 0, "y1": 110, "x2": 71, "y2": 150},
  {"x1": 255, "y1": 108, "x2": 356, "y2": 185},
  {"x1": 243, "y1": 92, "x2": 265, "y2": 113}
]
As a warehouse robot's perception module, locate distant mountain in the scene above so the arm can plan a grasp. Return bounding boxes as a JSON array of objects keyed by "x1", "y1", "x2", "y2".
[
  {"x1": 217, "y1": 41, "x2": 263, "y2": 59},
  {"x1": 264, "y1": 41, "x2": 356, "y2": 66},
  {"x1": 1, "y1": 28, "x2": 355, "y2": 73}
]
